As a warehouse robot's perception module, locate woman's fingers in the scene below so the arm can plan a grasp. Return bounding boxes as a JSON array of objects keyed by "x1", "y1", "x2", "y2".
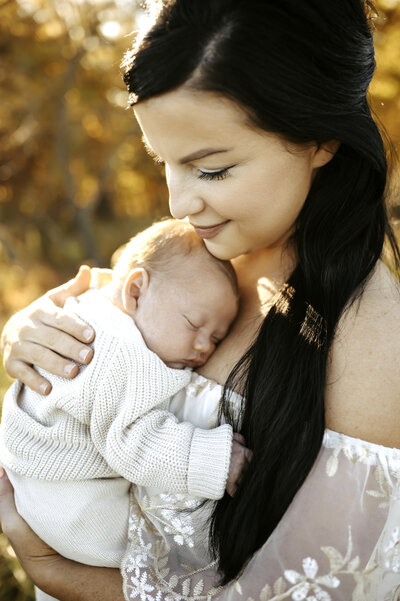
[
  {"x1": 35, "y1": 299, "x2": 94, "y2": 345},
  {"x1": 26, "y1": 309, "x2": 94, "y2": 352},
  {"x1": 48, "y1": 265, "x2": 92, "y2": 308},
  {"x1": 5, "y1": 335, "x2": 93, "y2": 394},
  {"x1": 2, "y1": 308, "x2": 94, "y2": 393},
  {"x1": 1, "y1": 268, "x2": 96, "y2": 392},
  {"x1": 5, "y1": 360, "x2": 52, "y2": 395},
  {"x1": 13, "y1": 340, "x2": 82, "y2": 376}
]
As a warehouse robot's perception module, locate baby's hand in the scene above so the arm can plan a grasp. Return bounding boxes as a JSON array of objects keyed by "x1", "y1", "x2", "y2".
[{"x1": 226, "y1": 433, "x2": 253, "y2": 497}]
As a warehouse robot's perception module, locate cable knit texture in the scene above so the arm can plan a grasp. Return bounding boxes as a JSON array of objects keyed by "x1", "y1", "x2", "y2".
[{"x1": 0, "y1": 290, "x2": 233, "y2": 499}]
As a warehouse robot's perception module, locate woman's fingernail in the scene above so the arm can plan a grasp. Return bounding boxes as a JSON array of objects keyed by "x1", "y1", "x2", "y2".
[
  {"x1": 0, "y1": 467, "x2": 5, "y2": 478},
  {"x1": 64, "y1": 363, "x2": 77, "y2": 376},
  {"x1": 83, "y1": 328, "x2": 93, "y2": 341},
  {"x1": 40, "y1": 382, "x2": 51, "y2": 395},
  {"x1": 79, "y1": 348, "x2": 90, "y2": 362}
]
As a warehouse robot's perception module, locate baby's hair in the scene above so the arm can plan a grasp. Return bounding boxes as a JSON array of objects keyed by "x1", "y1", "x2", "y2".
[{"x1": 111, "y1": 218, "x2": 238, "y2": 295}]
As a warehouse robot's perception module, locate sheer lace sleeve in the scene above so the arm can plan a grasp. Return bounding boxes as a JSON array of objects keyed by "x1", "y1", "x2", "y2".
[
  {"x1": 218, "y1": 430, "x2": 400, "y2": 601},
  {"x1": 122, "y1": 428, "x2": 400, "y2": 601}
]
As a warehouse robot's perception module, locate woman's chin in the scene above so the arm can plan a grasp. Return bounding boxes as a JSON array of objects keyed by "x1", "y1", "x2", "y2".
[{"x1": 203, "y1": 239, "x2": 242, "y2": 261}]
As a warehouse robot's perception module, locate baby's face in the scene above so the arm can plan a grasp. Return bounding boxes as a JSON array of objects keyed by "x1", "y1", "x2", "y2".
[{"x1": 133, "y1": 257, "x2": 238, "y2": 369}]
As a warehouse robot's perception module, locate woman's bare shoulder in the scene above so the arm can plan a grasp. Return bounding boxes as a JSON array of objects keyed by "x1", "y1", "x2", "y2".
[{"x1": 325, "y1": 260, "x2": 400, "y2": 448}]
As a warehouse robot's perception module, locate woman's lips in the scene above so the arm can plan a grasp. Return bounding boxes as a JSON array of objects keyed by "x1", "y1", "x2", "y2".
[{"x1": 191, "y1": 221, "x2": 229, "y2": 239}]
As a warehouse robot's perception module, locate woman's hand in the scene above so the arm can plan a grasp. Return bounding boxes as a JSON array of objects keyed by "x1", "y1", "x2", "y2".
[
  {"x1": 0, "y1": 467, "x2": 125, "y2": 601},
  {"x1": 1, "y1": 266, "x2": 96, "y2": 395}
]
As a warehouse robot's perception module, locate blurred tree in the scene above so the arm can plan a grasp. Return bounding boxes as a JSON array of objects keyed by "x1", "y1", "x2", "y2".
[
  {"x1": 370, "y1": 0, "x2": 400, "y2": 145},
  {"x1": 0, "y1": 0, "x2": 168, "y2": 276}
]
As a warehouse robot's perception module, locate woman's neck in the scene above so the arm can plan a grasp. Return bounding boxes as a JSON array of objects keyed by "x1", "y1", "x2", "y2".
[
  {"x1": 197, "y1": 244, "x2": 296, "y2": 384},
  {"x1": 232, "y1": 244, "x2": 295, "y2": 307}
]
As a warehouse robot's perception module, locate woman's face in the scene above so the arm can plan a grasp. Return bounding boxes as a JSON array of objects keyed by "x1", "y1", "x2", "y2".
[{"x1": 134, "y1": 88, "x2": 332, "y2": 261}]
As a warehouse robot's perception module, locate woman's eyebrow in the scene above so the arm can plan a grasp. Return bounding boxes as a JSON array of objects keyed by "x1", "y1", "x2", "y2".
[
  {"x1": 179, "y1": 148, "x2": 232, "y2": 164},
  {"x1": 141, "y1": 136, "x2": 232, "y2": 165}
]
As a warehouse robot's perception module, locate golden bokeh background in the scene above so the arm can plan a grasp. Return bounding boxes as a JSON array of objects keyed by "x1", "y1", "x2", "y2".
[{"x1": 0, "y1": 0, "x2": 400, "y2": 598}]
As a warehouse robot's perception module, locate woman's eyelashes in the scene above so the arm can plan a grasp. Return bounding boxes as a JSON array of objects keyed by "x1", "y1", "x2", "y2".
[
  {"x1": 151, "y1": 156, "x2": 235, "y2": 181},
  {"x1": 198, "y1": 166, "x2": 234, "y2": 181}
]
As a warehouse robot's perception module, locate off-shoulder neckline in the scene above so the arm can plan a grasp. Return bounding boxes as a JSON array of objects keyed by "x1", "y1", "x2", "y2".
[
  {"x1": 323, "y1": 428, "x2": 400, "y2": 456},
  {"x1": 191, "y1": 371, "x2": 400, "y2": 455}
]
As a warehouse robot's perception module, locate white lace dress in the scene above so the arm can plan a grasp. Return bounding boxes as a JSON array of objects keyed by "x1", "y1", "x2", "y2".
[{"x1": 121, "y1": 372, "x2": 400, "y2": 601}]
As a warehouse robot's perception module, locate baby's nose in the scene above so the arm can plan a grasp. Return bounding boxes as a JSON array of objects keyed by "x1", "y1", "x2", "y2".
[{"x1": 193, "y1": 336, "x2": 213, "y2": 355}]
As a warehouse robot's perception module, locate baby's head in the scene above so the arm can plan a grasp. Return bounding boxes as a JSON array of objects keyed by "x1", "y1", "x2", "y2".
[{"x1": 111, "y1": 219, "x2": 239, "y2": 369}]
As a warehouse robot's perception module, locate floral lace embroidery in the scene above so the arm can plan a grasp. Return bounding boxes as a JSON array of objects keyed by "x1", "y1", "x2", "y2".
[
  {"x1": 384, "y1": 528, "x2": 400, "y2": 575},
  {"x1": 229, "y1": 528, "x2": 378, "y2": 601},
  {"x1": 123, "y1": 515, "x2": 400, "y2": 601},
  {"x1": 323, "y1": 431, "x2": 400, "y2": 479},
  {"x1": 123, "y1": 488, "x2": 221, "y2": 601},
  {"x1": 121, "y1": 402, "x2": 400, "y2": 601}
]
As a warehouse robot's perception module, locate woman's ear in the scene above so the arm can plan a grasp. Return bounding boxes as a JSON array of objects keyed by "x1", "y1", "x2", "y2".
[
  {"x1": 122, "y1": 268, "x2": 150, "y2": 315},
  {"x1": 312, "y1": 139, "x2": 341, "y2": 168}
]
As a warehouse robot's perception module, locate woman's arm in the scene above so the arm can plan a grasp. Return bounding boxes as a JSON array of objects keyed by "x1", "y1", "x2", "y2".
[
  {"x1": 325, "y1": 261, "x2": 400, "y2": 448},
  {"x1": 0, "y1": 468, "x2": 125, "y2": 601},
  {"x1": 1, "y1": 266, "x2": 95, "y2": 395}
]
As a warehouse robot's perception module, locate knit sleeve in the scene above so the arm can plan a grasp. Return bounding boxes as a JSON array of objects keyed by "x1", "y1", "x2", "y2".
[{"x1": 89, "y1": 341, "x2": 233, "y2": 499}]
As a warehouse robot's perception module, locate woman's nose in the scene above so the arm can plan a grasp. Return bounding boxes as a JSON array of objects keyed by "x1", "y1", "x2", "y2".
[{"x1": 167, "y1": 167, "x2": 205, "y2": 219}]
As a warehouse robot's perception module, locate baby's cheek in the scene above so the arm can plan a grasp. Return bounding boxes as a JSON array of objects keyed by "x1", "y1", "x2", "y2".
[
  {"x1": 206, "y1": 345, "x2": 216, "y2": 360},
  {"x1": 178, "y1": 330, "x2": 193, "y2": 352}
]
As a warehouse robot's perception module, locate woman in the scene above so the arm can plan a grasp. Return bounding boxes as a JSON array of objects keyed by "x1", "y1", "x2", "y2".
[{"x1": 1, "y1": 0, "x2": 400, "y2": 599}]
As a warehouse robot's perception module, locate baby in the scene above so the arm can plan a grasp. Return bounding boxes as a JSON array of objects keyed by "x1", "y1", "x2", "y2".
[{"x1": 0, "y1": 219, "x2": 248, "y2": 573}]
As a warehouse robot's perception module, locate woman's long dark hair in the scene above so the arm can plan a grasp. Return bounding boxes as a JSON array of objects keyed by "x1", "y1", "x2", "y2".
[{"x1": 122, "y1": 0, "x2": 400, "y2": 584}]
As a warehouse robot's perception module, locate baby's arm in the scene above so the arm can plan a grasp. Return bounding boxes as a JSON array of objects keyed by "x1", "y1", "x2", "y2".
[{"x1": 89, "y1": 343, "x2": 234, "y2": 500}]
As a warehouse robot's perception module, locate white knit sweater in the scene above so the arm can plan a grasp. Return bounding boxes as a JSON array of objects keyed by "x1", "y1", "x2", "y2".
[{"x1": 0, "y1": 290, "x2": 233, "y2": 500}]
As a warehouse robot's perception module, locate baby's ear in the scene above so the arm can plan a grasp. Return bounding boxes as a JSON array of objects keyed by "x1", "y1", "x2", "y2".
[{"x1": 122, "y1": 268, "x2": 149, "y2": 315}]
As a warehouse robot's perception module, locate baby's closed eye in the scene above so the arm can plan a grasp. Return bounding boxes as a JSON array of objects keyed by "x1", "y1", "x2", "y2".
[{"x1": 183, "y1": 316, "x2": 200, "y2": 331}]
